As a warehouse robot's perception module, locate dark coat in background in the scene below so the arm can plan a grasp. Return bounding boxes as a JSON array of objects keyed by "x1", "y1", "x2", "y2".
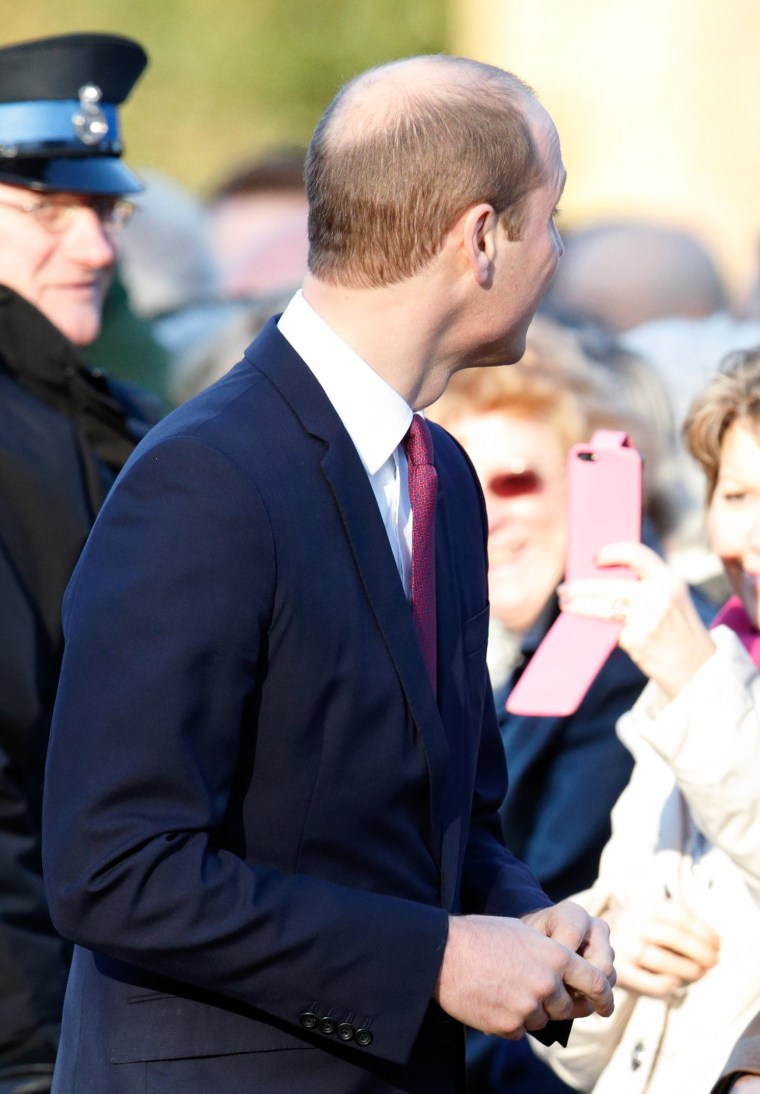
[
  {"x1": 497, "y1": 602, "x2": 642, "y2": 902},
  {"x1": 0, "y1": 285, "x2": 159, "y2": 1072}
]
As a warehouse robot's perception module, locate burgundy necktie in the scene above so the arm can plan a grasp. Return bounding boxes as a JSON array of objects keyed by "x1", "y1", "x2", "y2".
[{"x1": 404, "y1": 414, "x2": 438, "y2": 693}]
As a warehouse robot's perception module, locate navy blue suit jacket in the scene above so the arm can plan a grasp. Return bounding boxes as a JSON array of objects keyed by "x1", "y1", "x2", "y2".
[{"x1": 42, "y1": 320, "x2": 552, "y2": 1093}]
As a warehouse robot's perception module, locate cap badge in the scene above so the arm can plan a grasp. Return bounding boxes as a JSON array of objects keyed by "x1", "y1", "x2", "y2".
[{"x1": 72, "y1": 84, "x2": 109, "y2": 146}]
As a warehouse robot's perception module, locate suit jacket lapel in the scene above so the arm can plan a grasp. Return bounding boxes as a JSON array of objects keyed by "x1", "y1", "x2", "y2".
[
  {"x1": 245, "y1": 322, "x2": 450, "y2": 875},
  {"x1": 432, "y1": 474, "x2": 468, "y2": 910}
]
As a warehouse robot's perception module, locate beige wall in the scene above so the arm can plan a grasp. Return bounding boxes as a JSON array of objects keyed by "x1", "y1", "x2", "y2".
[{"x1": 450, "y1": 0, "x2": 760, "y2": 303}]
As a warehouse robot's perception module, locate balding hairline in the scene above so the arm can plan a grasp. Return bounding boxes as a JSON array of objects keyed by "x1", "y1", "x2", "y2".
[
  {"x1": 306, "y1": 55, "x2": 544, "y2": 288},
  {"x1": 327, "y1": 56, "x2": 534, "y2": 149}
]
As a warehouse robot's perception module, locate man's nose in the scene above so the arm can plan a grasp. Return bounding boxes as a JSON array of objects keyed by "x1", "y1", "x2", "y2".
[{"x1": 64, "y1": 206, "x2": 117, "y2": 268}]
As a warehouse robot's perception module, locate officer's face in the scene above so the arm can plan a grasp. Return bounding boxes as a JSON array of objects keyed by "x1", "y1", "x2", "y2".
[{"x1": 0, "y1": 181, "x2": 116, "y2": 346}]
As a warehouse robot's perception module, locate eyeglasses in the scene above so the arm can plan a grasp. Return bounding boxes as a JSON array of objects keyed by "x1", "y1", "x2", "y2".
[{"x1": 0, "y1": 194, "x2": 136, "y2": 234}]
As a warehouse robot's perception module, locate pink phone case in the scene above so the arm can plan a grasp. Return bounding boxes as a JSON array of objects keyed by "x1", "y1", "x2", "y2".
[{"x1": 506, "y1": 431, "x2": 642, "y2": 717}]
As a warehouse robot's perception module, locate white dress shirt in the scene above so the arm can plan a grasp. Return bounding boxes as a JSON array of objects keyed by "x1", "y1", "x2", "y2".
[{"x1": 278, "y1": 290, "x2": 415, "y2": 596}]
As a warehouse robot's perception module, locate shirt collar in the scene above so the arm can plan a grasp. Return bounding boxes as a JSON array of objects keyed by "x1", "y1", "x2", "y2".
[{"x1": 278, "y1": 290, "x2": 413, "y2": 474}]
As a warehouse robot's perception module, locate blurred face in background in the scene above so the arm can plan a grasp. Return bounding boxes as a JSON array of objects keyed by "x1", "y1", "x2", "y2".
[
  {"x1": 708, "y1": 417, "x2": 760, "y2": 628},
  {"x1": 0, "y1": 182, "x2": 116, "y2": 346},
  {"x1": 448, "y1": 409, "x2": 568, "y2": 634}
]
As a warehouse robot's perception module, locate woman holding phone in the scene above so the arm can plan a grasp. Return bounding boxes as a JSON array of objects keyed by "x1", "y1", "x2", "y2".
[{"x1": 537, "y1": 348, "x2": 760, "y2": 1093}]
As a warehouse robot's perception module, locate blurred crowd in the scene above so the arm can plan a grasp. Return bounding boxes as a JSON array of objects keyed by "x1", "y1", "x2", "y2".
[{"x1": 1, "y1": 30, "x2": 760, "y2": 1094}]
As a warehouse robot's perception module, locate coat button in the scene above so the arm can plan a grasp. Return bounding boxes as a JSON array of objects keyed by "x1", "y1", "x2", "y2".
[
  {"x1": 337, "y1": 1023, "x2": 355, "y2": 1042},
  {"x1": 355, "y1": 1028, "x2": 373, "y2": 1047},
  {"x1": 299, "y1": 1011, "x2": 318, "y2": 1030},
  {"x1": 319, "y1": 1017, "x2": 337, "y2": 1035}
]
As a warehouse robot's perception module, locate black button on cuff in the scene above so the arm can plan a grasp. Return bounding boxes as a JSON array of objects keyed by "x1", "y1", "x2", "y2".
[
  {"x1": 299, "y1": 1011, "x2": 318, "y2": 1030},
  {"x1": 337, "y1": 1023, "x2": 354, "y2": 1042},
  {"x1": 318, "y1": 1017, "x2": 338, "y2": 1035},
  {"x1": 355, "y1": 1028, "x2": 373, "y2": 1047}
]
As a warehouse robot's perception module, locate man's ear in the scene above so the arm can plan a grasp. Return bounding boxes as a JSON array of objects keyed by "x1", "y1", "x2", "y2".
[{"x1": 460, "y1": 203, "x2": 499, "y2": 286}]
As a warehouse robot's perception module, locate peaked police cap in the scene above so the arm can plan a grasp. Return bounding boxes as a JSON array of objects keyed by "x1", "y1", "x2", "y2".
[{"x1": 0, "y1": 32, "x2": 147, "y2": 194}]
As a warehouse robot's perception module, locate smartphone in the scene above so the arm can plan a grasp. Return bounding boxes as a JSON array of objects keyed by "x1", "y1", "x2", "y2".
[
  {"x1": 506, "y1": 431, "x2": 642, "y2": 717},
  {"x1": 566, "y1": 433, "x2": 642, "y2": 582}
]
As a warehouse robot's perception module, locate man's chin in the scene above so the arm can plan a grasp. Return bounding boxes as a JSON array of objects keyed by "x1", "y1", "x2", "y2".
[
  {"x1": 460, "y1": 333, "x2": 528, "y2": 372},
  {"x1": 47, "y1": 307, "x2": 102, "y2": 348}
]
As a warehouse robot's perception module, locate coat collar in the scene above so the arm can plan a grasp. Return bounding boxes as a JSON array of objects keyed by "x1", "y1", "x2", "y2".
[{"x1": 0, "y1": 282, "x2": 155, "y2": 511}]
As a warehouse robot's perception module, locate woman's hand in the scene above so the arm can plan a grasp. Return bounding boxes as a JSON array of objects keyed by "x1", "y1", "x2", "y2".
[
  {"x1": 604, "y1": 897, "x2": 720, "y2": 997},
  {"x1": 558, "y1": 541, "x2": 717, "y2": 698}
]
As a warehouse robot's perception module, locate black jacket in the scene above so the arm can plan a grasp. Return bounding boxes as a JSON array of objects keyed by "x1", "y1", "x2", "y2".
[{"x1": 0, "y1": 285, "x2": 160, "y2": 1071}]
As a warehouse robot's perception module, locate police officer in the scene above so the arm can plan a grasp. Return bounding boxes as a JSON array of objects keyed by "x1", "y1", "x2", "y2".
[{"x1": 0, "y1": 33, "x2": 159, "y2": 1094}]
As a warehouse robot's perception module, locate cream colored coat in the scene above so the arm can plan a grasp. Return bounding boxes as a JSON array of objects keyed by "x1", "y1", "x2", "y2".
[{"x1": 534, "y1": 626, "x2": 760, "y2": 1094}]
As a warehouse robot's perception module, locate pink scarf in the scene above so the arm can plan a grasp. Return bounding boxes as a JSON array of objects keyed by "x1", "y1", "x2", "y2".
[{"x1": 711, "y1": 596, "x2": 760, "y2": 667}]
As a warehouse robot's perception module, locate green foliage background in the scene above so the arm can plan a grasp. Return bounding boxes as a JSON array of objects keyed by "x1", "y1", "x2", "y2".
[{"x1": 3, "y1": 0, "x2": 447, "y2": 196}]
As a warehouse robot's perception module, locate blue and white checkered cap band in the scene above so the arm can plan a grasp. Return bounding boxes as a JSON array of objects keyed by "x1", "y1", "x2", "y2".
[{"x1": 0, "y1": 99, "x2": 120, "y2": 154}]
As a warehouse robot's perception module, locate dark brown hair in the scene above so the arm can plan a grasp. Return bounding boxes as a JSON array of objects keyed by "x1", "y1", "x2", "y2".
[{"x1": 209, "y1": 146, "x2": 306, "y2": 204}]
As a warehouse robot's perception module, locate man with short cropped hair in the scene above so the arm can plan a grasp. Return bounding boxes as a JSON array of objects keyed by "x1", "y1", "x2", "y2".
[{"x1": 44, "y1": 55, "x2": 614, "y2": 1094}]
